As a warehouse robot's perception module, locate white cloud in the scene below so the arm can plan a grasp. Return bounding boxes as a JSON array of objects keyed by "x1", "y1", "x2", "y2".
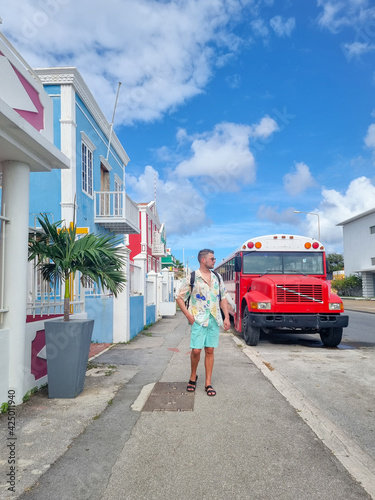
[
  {"x1": 342, "y1": 41, "x2": 375, "y2": 60},
  {"x1": 257, "y1": 205, "x2": 298, "y2": 225},
  {"x1": 317, "y1": 0, "x2": 375, "y2": 33},
  {"x1": 364, "y1": 123, "x2": 375, "y2": 148},
  {"x1": 174, "y1": 118, "x2": 279, "y2": 189},
  {"x1": 126, "y1": 166, "x2": 210, "y2": 235},
  {"x1": 175, "y1": 123, "x2": 256, "y2": 189},
  {"x1": 251, "y1": 115, "x2": 279, "y2": 138},
  {"x1": 128, "y1": 115, "x2": 280, "y2": 235},
  {"x1": 251, "y1": 18, "x2": 270, "y2": 38},
  {"x1": 255, "y1": 177, "x2": 375, "y2": 250},
  {"x1": 309, "y1": 176, "x2": 375, "y2": 247},
  {"x1": 225, "y1": 73, "x2": 242, "y2": 89},
  {"x1": 283, "y1": 162, "x2": 317, "y2": 196},
  {"x1": 269, "y1": 16, "x2": 296, "y2": 37},
  {"x1": 1, "y1": 0, "x2": 252, "y2": 125}
]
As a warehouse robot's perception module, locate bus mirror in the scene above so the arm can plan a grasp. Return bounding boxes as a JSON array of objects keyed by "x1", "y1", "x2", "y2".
[{"x1": 235, "y1": 255, "x2": 242, "y2": 272}]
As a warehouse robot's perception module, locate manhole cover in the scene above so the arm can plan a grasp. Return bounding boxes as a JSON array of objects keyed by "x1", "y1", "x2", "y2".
[{"x1": 142, "y1": 382, "x2": 195, "y2": 412}]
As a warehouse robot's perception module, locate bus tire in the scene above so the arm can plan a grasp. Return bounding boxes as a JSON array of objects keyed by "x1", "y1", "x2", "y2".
[
  {"x1": 241, "y1": 306, "x2": 249, "y2": 343},
  {"x1": 242, "y1": 306, "x2": 260, "y2": 346},
  {"x1": 319, "y1": 327, "x2": 343, "y2": 347}
]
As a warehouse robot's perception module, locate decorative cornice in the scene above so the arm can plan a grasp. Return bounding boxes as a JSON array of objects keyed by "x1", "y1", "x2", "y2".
[{"x1": 60, "y1": 119, "x2": 77, "y2": 127}]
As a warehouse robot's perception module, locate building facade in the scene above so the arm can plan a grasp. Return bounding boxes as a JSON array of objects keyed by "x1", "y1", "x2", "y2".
[
  {"x1": 338, "y1": 208, "x2": 375, "y2": 298},
  {"x1": 128, "y1": 201, "x2": 166, "y2": 272}
]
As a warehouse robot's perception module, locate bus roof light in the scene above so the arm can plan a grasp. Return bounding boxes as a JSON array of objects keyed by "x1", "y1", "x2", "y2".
[
  {"x1": 312, "y1": 242, "x2": 319, "y2": 249},
  {"x1": 247, "y1": 242, "x2": 254, "y2": 249},
  {"x1": 255, "y1": 242, "x2": 262, "y2": 249},
  {"x1": 305, "y1": 242, "x2": 312, "y2": 249}
]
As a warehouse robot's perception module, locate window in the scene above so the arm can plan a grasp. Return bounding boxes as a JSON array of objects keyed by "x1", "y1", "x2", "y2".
[
  {"x1": 82, "y1": 142, "x2": 93, "y2": 197},
  {"x1": 370, "y1": 226, "x2": 375, "y2": 234},
  {"x1": 243, "y1": 252, "x2": 324, "y2": 275},
  {"x1": 371, "y1": 258, "x2": 375, "y2": 266}
]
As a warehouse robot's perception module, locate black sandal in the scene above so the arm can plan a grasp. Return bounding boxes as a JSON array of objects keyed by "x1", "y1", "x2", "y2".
[
  {"x1": 205, "y1": 385, "x2": 216, "y2": 397},
  {"x1": 186, "y1": 375, "x2": 198, "y2": 392}
]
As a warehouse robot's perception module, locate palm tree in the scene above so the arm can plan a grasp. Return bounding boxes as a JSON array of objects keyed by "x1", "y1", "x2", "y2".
[{"x1": 28, "y1": 214, "x2": 127, "y2": 321}]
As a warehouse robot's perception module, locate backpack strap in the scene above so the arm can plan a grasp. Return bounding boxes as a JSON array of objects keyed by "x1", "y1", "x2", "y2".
[
  {"x1": 185, "y1": 271, "x2": 195, "y2": 309},
  {"x1": 190, "y1": 270, "x2": 195, "y2": 291},
  {"x1": 212, "y1": 270, "x2": 223, "y2": 301}
]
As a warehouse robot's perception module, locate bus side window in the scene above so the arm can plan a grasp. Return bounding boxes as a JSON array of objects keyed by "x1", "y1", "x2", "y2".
[{"x1": 234, "y1": 255, "x2": 241, "y2": 272}]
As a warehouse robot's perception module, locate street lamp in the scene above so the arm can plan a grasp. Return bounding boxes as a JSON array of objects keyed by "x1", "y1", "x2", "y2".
[{"x1": 294, "y1": 211, "x2": 321, "y2": 241}]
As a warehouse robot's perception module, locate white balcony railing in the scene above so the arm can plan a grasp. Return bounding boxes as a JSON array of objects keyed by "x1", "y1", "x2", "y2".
[
  {"x1": 152, "y1": 242, "x2": 166, "y2": 257},
  {"x1": 94, "y1": 191, "x2": 140, "y2": 234}
]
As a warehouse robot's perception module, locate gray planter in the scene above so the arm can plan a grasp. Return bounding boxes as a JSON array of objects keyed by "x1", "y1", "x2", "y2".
[{"x1": 44, "y1": 319, "x2": 94, "y2": 398}]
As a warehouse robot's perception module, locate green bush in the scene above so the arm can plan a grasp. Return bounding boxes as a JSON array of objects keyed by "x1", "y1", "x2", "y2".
[{"x1": 332, "y1": 274, "x2": 362, "y2": 297}]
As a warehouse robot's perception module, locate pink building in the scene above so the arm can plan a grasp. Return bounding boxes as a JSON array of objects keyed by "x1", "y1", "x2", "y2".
[{"x1": 128, "y1": 201, "x2": 166, "y2": 272}]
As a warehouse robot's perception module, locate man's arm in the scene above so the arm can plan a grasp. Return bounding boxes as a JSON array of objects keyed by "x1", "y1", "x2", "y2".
[
  {"x1": 176, "y1": 297, "x2": 195, "y2": 325},
  {"x1": 220, "y1": 297, "x2": 230, "y2": 331},
  {"x1": 217, "y1": 272, "x2": 230, "y2": 331}
]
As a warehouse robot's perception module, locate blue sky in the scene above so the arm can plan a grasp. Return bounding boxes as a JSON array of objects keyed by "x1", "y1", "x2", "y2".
[{"x1": 3, "y1": 0, "x2": 375, "y2": 268}]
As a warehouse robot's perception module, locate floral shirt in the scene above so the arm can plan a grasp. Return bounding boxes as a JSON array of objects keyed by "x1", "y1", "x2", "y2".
[{"x1": 177, "y1": 269, "x2": 227, "y2": 327}]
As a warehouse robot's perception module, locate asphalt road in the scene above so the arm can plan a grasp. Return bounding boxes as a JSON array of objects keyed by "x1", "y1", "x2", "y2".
[
  {"x1": 238, "y1": 309, "x2": 375, "y2": 484},
  {"x1": 342, "y1": 310, "x2": 375, "y2": 347}
]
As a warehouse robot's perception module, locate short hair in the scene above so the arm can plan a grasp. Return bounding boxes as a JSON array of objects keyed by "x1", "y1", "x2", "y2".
[{"x1": 198, "y1": 248, "x2": 214, "y2": 263}]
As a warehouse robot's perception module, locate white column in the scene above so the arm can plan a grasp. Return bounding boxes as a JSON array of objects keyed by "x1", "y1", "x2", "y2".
[
  {"x1": 113, "y1": 247, "x2": 130, "y2": 343},
  {"x1": 156, "y1": 272, "x2": 163, "y2": 318},
  {"x1": 1, "y1": 161, "x2": 30, "y2": 404},
  {"x1": 134, "y1": 254, "x2": 147, "y2": 326},
  {"x1": 60, "y1": 84, "x2": 76, "y2": 224}
]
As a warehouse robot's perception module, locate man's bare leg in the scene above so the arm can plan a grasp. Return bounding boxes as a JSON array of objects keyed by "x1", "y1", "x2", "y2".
[
  {"x1": 190, "y1": 348, "x2": 201, "y2": 382},
  {"x1": 204, "y1": 347, "x2": 214, "y2": 388}
]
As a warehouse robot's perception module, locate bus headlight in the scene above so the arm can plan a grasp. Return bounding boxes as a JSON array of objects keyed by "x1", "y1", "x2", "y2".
[
  {"x1": 329, "y1": 303, "x2": 343, "y2": 311},
  {"x1": 251, "y1": 301, "x2": 271, "y2": 310}
]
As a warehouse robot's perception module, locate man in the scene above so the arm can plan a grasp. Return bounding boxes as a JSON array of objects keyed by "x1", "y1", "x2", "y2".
[{"x1": 176, "y1": 249, "x2": 230, "y2": 397}]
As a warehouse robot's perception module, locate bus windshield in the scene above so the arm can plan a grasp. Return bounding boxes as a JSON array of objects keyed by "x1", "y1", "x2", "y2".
[{"x1": 242, "y1": 251, "x2": 324, "y2": 275}]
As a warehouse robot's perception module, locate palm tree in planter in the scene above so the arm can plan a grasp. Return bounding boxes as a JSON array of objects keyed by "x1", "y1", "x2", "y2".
[{"x1": 28, "y1": 214, "x2": 127, "y2": 398}]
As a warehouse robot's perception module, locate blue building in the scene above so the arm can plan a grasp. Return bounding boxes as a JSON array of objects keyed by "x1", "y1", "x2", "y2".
[{"x1": 29, "y1": 67, "x2": 140, "y2": 342}]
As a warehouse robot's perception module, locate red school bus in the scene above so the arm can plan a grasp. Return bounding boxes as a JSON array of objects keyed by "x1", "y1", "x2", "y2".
[{"x1": 215, "y1": 234, "x2": 349, "y2": 347}]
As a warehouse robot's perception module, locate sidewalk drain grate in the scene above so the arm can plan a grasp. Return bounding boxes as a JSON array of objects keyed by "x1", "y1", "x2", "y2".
[{"x1": 142, "y1": 382, "x2": 195, "y2": 412}]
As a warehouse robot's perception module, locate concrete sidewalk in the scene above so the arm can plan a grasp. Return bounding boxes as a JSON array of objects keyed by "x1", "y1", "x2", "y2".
[
  {"x1": 342, "y1": 298, "x2": 375, "y2": 314},
  {"x1": 1, "y1": 312, "x2": 372, "y2": 499}
]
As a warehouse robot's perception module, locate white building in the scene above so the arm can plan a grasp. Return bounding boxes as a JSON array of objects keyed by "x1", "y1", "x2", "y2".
[
  {"x1": 0, "y1": 34, "x2": 69, "y2": 404},
  {"x1": 337, "y1": 208, "x2": 375, "y2": 298}
]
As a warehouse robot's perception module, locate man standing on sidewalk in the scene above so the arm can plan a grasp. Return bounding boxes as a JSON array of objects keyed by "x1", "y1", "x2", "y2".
[{"x1": 176, "y1": 249, "x2": 230, "y2": 397}]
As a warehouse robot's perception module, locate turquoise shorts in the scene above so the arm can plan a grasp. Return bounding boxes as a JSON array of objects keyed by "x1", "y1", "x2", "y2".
[{"x1": 190, "y1": 315, "x2": 220, "y2": 349}]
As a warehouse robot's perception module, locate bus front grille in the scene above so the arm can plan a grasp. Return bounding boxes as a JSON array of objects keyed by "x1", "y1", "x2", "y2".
[{"x1": 276, "y1": 284, "x2": 323, "y2": 304}]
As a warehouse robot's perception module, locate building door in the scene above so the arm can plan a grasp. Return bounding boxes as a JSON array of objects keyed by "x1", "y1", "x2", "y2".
[{"x1": 100, "y1": 164, "x2": 110, "y2": 215}]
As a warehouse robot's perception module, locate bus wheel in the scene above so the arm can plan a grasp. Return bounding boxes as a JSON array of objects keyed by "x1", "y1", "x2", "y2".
[
  {"x1": 241, "y1": 307, "x2": 249, "y2": 343},
  {"x1": 319, "y1": 327, "x2": 343, "y2": 347},
  {"x1": 242, "y1": 306, "x2": 260, "y2": 346}
]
